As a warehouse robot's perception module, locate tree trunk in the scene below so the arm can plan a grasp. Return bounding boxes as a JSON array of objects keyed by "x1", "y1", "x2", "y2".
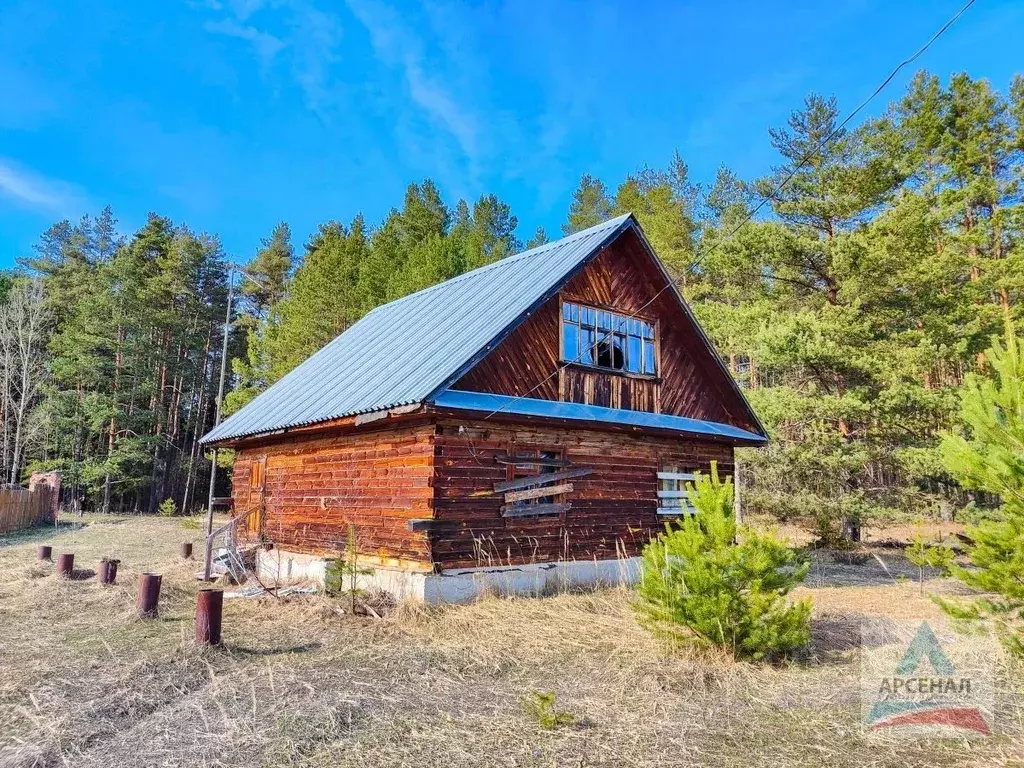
[{"x1": 103, "y1": 324, "x2": 124, "y2": 514}]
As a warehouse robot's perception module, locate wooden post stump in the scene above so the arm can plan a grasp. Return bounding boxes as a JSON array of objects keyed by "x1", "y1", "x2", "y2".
[
  {"x1": 181, "y1": 542, "x2": 193, "y2": 559},
  {"x1": 38, "y1": 545, "x2": 52, "y2": 561}
]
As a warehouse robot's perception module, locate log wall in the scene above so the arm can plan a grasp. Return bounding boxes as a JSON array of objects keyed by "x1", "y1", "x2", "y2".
[
  {"x1": 231, "y1": 422, "x2": 435, "y2": 566},
  {"x1": 230, "y1": 416, "x2": 734, "y2": 572},
  {"x1": 561, "y1": 366, "x2": 659, "y2": 412},
  {"x1": 429, "y1": 418, "x2": 733, "y2": 569}
]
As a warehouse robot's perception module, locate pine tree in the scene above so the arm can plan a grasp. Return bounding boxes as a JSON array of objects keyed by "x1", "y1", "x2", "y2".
[
  {"x1": 389, "y1": 232, "x2": 467, "y2": 298},
  {"x1": 634, "y1": 463, "x2": 811, "y2": 660},
  {"x1": 398, "y1": 180, "x2": 450, "y2": 246},
  {"x1": 241, "y1": 217, "x2": 370, "y2": 391},
  {"x1": 940, "y1": 320, "x2": 1024, "y2": 654},
  {"x1": 459, "y1": 194, "x2": 520, "y2": 269},
  {"x1": 242, "y1": 222, "x2": 293, "y2": 319},
  {"x1": 613, "y1": 154, "x2": 698, "y2": 279},
  {"x1": 526, "y1": 227, "x2": 548, "y2": 249},
  {"x1": 563, "y1": 174, "x2": 612, "y2": 234}
]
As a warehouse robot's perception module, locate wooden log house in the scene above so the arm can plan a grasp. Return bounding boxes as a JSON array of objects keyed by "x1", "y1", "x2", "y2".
[{"x1": 201, "y1": 214, "x2": 767, "y2": 602}]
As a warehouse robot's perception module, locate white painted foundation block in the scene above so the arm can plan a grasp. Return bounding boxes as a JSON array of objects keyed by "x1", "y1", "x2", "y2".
[{"x1": 255, "y1": 549, "x2": 642, "y2": 604}]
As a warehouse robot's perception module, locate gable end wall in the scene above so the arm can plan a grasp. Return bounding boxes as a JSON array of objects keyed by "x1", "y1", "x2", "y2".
[{"x1": 452, "y1": 228, "x2": 756, "y2": 430}]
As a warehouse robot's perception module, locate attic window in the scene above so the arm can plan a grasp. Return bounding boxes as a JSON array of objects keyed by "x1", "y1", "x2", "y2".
[{"x1": 561, "y1": 302, "x2": 656, "y2": 375}]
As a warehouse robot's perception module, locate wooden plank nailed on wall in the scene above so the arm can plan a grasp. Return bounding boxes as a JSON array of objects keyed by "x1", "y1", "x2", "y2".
[
  {"x1": 504, "y1": 483, "x2": 573, "y2": 504},
  {"x1": 658, "y1": 506, "x2": 696, "y2": 516},
  {"x1": 493, "y1": 467, "x2": 592, "y2": 493},
  {"x1": 500, "y1": 502, "x2": 571, "y2": 518},
  {"x1": 494, "y1": 453, "x2": 573, "y2": 467},
  {"x1": 656, "y1": 472, "x2": 696, "y2": 481}
]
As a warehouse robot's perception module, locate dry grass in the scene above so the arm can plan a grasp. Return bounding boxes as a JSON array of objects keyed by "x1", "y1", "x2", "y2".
[{"x1": 1, "y1": 516, "x2": 1022, "y2": 767}]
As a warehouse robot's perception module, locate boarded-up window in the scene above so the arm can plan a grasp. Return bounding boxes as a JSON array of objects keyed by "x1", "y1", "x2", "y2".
[
  {"x1": 500, "y1": 447, "x2": 571, "y2": 517},
  {"x1": 511, "y1": 450, "x2": 562, "y2": 505},
  {"x1": 657, "y1": 465, "x2": 696, "y2": 515}
]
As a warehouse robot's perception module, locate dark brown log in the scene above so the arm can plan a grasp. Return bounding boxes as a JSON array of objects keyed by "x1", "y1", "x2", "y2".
[
  {"x1": 494, "y1": 453, "x2": 573, "y2": 467},
  {"x1": 137, "y1": 573, "x2": 162, "y2": 618},
  {"x1": 181, "y1": 542, "x2": 193, "y2": 559},
  {"x1": 195, "y1": 589, "x2": 223, "y2": 646},
  {"x1": 500, "y1": 502, "x2": 571, "y2": 517},
  {"x1": 57, "y1": 553, "x2": 74, "y2": 578},
  {"x1": 38, "y1": 545, "x2": 52, "y2": 561}
]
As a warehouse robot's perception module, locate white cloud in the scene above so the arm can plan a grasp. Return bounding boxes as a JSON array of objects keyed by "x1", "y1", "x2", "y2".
[
  {"x1": 204, "y1": 18, "x2": 287, "y2": 67},
  {"x1": 0, "y1": 159, "x2": 84, "y2": 215},
  {"x1": 199, "y1": 0, "x2": 342, "y2": 114},
  {"x1": 282, "y1": 2, "x2": 342, "y2": 114},
  {"x1": 402, "y1": 58, "x2": 479, "y2": 164},
  {"x1": 226, "y1": 0, "x2": 266, "y2": 21},
  {"x1": 344, "y1": 0, "x2": 485, "y2": 176}
]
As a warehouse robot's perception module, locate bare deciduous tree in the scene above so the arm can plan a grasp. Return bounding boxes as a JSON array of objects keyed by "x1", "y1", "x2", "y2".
[{"x1": 0, "y1": 280, "x2": 49, "y2": 485}]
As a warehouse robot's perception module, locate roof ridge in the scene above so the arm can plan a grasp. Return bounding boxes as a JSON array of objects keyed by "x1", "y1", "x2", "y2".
[
  {"x1": 368, "y1": 213, "x2": 633, "y2": 315},
  {"x1": 201, "y1": 212, "x2": 640, "y2": 445}
]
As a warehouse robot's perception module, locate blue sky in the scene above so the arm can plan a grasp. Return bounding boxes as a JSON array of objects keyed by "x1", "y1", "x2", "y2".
[{"x1": 0, "y1": 0, "x2": 1021, "y2": 268}]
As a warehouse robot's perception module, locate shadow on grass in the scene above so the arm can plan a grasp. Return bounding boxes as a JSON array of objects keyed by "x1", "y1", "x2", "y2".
[
  {"x1": 226, "y1": 642, "x2": 324, "y2": 657},
  {"x1": 806, "y1": 613, "x2": 897, "y2": 665},
  {"x1": 0, "y1": 521, "x2": 89, "y2": 549}
]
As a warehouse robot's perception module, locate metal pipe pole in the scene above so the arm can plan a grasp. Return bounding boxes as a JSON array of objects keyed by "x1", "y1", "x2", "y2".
[
  {"x1": 205, "y1": 270, "x2": 234, "y2": 581},
  {"x1": 137, "y1": 573, "x2": 162, "y2": 618},
  {"x1": 195, "y1": 589, "x2": 224, "y2": 646},
  {"x1": 57, "y1": 553, "x2": 74, "y2": 578}
]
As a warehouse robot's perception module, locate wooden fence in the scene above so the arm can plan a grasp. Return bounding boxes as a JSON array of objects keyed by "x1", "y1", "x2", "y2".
[{"x1": 0, "y1": 486, "x2": 55, "y2": 535}]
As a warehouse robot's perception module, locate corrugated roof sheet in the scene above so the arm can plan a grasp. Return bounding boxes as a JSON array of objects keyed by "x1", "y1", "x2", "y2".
[
  {"x1": 201, "y1": 214, "x2": 635, "y2": 445},
  {"x1": 433, "y1": 390, "x2": 768, "y2": 445}
]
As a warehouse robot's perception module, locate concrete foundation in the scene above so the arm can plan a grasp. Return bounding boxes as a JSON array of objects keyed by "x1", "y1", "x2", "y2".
[{"x1": 255, "y1": 548, "x2": 643, "y2": 604}]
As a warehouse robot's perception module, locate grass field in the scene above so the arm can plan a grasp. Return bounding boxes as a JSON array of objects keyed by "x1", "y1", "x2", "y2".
[{"x1": 0, "y1": 516, "x2": 1021, "y2": 768}]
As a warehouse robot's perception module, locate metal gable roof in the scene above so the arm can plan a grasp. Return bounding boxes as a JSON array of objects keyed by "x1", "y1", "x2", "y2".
[{"x1": 201, "y1": 214, "x2": 635, "y2": 445}]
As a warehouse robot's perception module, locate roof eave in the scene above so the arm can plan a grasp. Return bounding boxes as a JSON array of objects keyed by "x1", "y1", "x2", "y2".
[
  {"x1": 427, "y1": 402, "x2": 768, "y2": 447},
  {"x1": 199, "y1": 403, "x2": 428, "y2": 448}
]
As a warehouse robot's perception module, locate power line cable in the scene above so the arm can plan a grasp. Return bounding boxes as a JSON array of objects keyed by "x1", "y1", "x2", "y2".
[{"x1": 480, "y1": 0, "x2": 977, "y2": 423}]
